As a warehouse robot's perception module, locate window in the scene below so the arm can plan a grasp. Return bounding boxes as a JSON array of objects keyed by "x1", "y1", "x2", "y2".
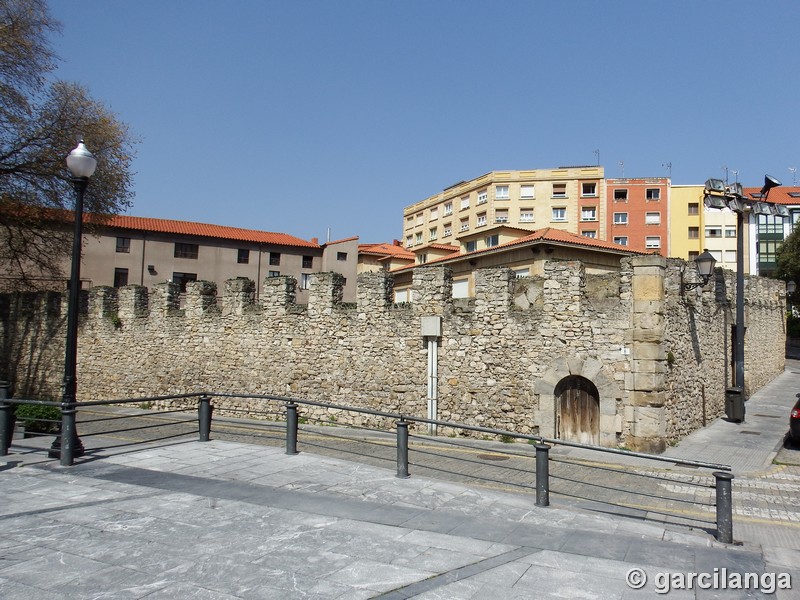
[
  {"x1": 724, "y1": 250, "x2": 736, "y2": 263},
  {"x1": 645, "y1": 236, "x2": 661, "y2": 249},
  {"x1": 477, "y1": 190, "x2": 488, "y2": 204},
  {"x1": 443, "y1": 202, "x2": 453, "y2": 216},
  {"x1": 614, "y1": 189, "x2": 628, "y2": 201},
  {"x1": 514, "y1": 268, "x2": 530, "y2": 278},
  {"x1": 299, "y1": 273, "x2": 312, "y2": 290},
  {"x1": 613, "y1": 212, "x2": 628, "y2": 225},
  {"x1": 394, "y1": 288, "x2": 411, "y2": 303},
  {"x1": 268, "y1": 270, "x2": 280, "y2": 277},
  {"x1": 443, "y1": 223, "x2": 452, "y2": 237},
  {"x1": 495, "y1": 186, "x2": 509, "y2": 200},
  {"x1": 405, "y1": 236, "x2": 413, "y2": 248},
  {"x1": 337, "y1": 252, "x2": 348, "y2": 261},
  {"x1": 269, "y1": 252, "x2": 281, "y2": 266},
  {"x1": 646, "y1": 188, "x2": 661, "y2": 201},
  {"x1": 461, "y1": 196, "x2": 471, "y2": 210},
  {"x1": 552, "y1": 183, "x2": 567, "y2": 198},
  {"x1": 519, "y1": 208, "x2": 535, "y2": 223},
  {"x1": 113, "y1": 268, "x2": 129, "y2": 287},
  {"x1": 237, "y1": 249, "x2": 250, "y2": 264},
  {"x1": 688, "y1": 227, "x2": 699, "y2": 239},
  {"x1": 405, "y1": 216, "x2": 414, "y2": 229},
  {"x1": 172, "y1": 272, "x2": 197, "y2": 293},
  {"x1": 415, "y1": 232, "x2": 423, "y2": 244},
  {"x1": 495, "y1": 209, "x2": 509, "y2": 223},
  {"x1": 174, "y1": 243, "x2": 199, "y2": 259},
  {"x1": 520, "y1": 185, "x2": 535, "y2": 199},
  {"x1": 476, "y1": 212, "x2": 487, "y2": 227},
  {"x1": 429, "y1": 207, "x2": 438, "y2": 221},
  {"x1": 688, "y1": 203, "x2": 699, "y2": 215},
  {"x1": 460, "y1": 218, "x2": 469, "y2": 232},
  {"x1": 645, "y1": 212, "x2": 661, "y2": 225},
  {"x1": 705, "y1": 227, "x2": 722, "y2": 238},
  {"x1": 688, "y1": 251, "x2": 699, "y2": 262},
  {"x1": 429, "y1": 227, "x2": 438, "y2": 241},
  {"x1": 415, "y1": 212, "x2": 424, "y2": 226},
  {"x1": 581, "y1": 207, "x2": 597, "y2": 221},
  {"x1": 465, "y1": 240, "x2": 477, "y2": 252},
  {"x1": 418, "y1": 254, "x2": 428, "y2": 264},
  {"x1": 725, "y1": 227, "x2": 736, "y2": 238},
  {"x1": 581, "y1": 182, "x2": 597, "y2": 197},
  {"x1": 582, "y1": 230, "x2": 597, "y2": 238},
  {"x1": 613, "y1": 236, "x2": 628, "y2": 246},
  {"x1": 485, "y1": 234, "x2": 499, "y2": 247},
  {"x1": 452, "y1": 279, "x2": 470, "y2": 299},
  {"x1": 552, "y1": 207, "x2": 567, "y2": 221},
  {"x1": 116, "y1": 237, "x2": 131, "y2": 253},
  {"x1": 302, "y1": 256, "x2": 314, "y2": 269}
]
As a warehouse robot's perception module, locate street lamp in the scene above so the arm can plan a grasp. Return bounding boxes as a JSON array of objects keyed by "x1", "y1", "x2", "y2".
[
  {"x1": 702, "y1": 174, "x2": 781, "y2": 410},
  {"x1": 49, "y1": 141, "x2": 97, "y2": 465},
  {"x1": 682, "y1": 249, "x2": 717, "y2": 291}
]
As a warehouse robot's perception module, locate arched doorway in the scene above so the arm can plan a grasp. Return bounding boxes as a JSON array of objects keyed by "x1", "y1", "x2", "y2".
[{"x1": 555, "y1": 375, "x2": 600, "y2": 445}]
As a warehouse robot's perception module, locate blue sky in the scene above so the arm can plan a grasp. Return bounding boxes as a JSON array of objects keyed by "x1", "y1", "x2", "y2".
[{"x1": 48, "y1": 1, "x2": 800, "y2": 244}]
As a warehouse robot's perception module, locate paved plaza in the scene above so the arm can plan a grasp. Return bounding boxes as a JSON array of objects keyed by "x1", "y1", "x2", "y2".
[{"x1": 2, "y1": 363, "x2": 800, "y2": 598}]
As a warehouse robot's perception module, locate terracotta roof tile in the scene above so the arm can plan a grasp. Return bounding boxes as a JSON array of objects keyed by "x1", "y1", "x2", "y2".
[
  {"x1": 103, "y1": 215, "x2": 320, "y2": 248},
  {"x1": 391, "y1": 227, "x2": 644, "y2": 272},
  {"x1": 743, "y1": 186, "x2": 800, "y2": 205}
]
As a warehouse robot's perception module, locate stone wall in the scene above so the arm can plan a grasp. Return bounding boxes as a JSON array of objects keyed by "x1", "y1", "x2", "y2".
[{"x1": 0, "y1": 256, "x2": 788, "y2": 452}]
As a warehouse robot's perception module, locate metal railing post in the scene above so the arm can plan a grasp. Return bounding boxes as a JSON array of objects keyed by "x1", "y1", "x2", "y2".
[
  {"x1": 714, "y1": 471, "x2": 734, "y2": 543},
  {"x1": 396, "y1": 419, "x2": 409, "y2": 478},
  {"x1": 0, "y1": 382, "x2": 11, "y2": 456},
  {"x1": 198, "y1": 395, "x2": 212, "y2": 442},
  {"x1": 535, "y1": 443, "x2": 550, "y2": 507},
  {"x1": 286, "y1": 403, "x2": 299, "y2": 455}
]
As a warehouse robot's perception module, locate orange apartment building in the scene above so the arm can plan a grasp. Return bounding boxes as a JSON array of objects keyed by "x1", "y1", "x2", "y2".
[{"x1": 606, "y1": 178, "x2": 671, "y2": 254}]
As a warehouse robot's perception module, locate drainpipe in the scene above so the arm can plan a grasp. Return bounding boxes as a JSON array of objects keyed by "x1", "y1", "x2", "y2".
[{"x1": 421, "y1": 316, "x2": 442, "y2": 436}]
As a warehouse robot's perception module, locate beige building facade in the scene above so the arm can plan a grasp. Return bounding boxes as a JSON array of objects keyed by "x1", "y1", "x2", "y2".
[
  {"x1": 60, "y1": 215, "x2": 358, "y2": 303},
  {"x1": 402, "y1": 166, "x2": 606, "y2": 259}
]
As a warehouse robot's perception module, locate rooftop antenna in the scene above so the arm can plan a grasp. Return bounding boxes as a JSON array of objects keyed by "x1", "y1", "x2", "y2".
[
  {"x1": 618, "y1": 160, "x2": 624, "y2": 178},
  {"x1": 731, "y1": 170, "x2": 739, "y2": 183},
  {"x1": 593, "y1": 149, "x2": 600, "y2": 166},
  {"x1": 662, "y1": 161, "x2": 672, "y2": 177},
  {"x1": 722, "y1": 165, "x2": 729, "y2": 184},
  {"x1": 790, "y1": 167, "x2": 797, "y2": 186}
]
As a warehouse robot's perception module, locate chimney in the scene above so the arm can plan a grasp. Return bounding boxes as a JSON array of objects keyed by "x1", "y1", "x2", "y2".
[{"x1": 311, "y1": 237, "x2": 319, "y2": 245}]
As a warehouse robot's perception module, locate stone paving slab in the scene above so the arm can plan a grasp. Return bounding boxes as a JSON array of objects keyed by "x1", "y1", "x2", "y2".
[{"x1": 0, "y1": 439, "x2": 778, "y2": 599}]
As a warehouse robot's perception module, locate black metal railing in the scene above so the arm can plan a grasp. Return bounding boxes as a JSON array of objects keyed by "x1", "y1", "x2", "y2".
[{"x1": 0, "y1": 384, "x2": 735, "y2": 543}]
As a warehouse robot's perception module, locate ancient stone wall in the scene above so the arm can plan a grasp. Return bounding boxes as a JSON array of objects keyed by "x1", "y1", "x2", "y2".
[{"x1": 0, "y1": 257, "x2": 787, "y2": 452}]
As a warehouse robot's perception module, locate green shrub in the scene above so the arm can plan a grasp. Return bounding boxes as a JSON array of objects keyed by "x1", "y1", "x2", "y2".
[{"x1": 14, "y1": 404, "x2": 61, "y2": 433}]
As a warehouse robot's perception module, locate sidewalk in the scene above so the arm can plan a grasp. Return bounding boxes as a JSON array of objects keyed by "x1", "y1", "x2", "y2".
[{"x1": 1, "y1": 365, "x2": 800, "y2": 598}]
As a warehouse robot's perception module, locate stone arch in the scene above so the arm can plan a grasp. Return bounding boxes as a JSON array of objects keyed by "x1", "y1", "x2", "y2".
[{"x1": 534, "y1": 356, "x2": 621, "y2": 447}]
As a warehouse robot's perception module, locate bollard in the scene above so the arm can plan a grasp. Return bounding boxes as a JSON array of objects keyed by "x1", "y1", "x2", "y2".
[
  {"x1": 714, "y1": 471, "x2": 734, "y2": 544},
  {"x1": 396, "y1": 419, "x2": 409, "y2": 478},
  {"x1": 59, "y1": 404, "x2": 78, "y2": 466},
  {"x1": 0, "y1": 381, "x2": 11, "y2": 456},
  {"x1": 285, "y1": 403, "x2": 299, "y2": 455},
  {"x1": 535, "y1": 443, "x2": 551, "y2": 507},
  {"x1": 198, "y1": 395, "x2": 212, "y2": 442}
]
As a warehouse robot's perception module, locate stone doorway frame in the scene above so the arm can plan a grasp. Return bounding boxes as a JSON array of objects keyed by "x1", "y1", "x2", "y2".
[{"x1": 534, "y1": 356, "x2": 621, "y2": 447}]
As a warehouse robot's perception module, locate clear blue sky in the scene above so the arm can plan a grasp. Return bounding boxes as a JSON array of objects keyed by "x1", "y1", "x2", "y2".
[{"x1": 48, "y1": 1, "x2": 800, "y2": 244}]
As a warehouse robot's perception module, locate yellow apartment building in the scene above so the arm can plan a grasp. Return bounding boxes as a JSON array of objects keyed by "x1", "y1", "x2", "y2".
[
  {"x1": 402, "y1": 166, "x2": 606, "y2": 262},
  {"x1": 670, "y1": 185, "x2": 749, "y2": 273}
]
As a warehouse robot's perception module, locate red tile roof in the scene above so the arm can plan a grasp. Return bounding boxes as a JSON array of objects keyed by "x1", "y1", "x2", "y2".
[
  {"x1": 358, "y1": 242, "x2": 415, "y2": 260},
  {"x1": 390, "y1": 227, "x2": 645, "y2": 272},
  {"x1": 101, "y1": 215, "x2": 320, "y2": 248},
  {"x1": 743, "y1": 186, "x2": 800, "y2": 205}
]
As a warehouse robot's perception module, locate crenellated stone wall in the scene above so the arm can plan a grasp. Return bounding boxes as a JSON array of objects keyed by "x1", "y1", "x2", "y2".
[{"x1": 0, "y1": 256, "x2": 787, "y2": 452}]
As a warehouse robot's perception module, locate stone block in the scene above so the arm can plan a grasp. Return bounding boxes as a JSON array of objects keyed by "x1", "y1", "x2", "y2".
[
  {"x1": 632, "y1": 372, "x2": 665, "y2": 392},
  {"x1": 630, "y1": 391, "x2": 666, "y2": 407},
  {"x1": 631, "y1": 406, "x2": 666, "y2": 437},
  {"x1": 633, "y1": 342, "x2": 665, "y2": 361}
]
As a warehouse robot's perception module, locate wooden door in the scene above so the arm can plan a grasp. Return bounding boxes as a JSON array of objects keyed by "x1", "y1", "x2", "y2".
[{"x1": 556, "y1": 376, "x2": 599, "y2": 445}]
